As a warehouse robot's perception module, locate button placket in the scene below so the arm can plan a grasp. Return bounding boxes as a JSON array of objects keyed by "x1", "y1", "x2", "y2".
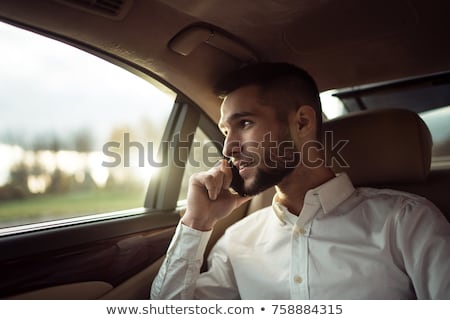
[
  {"x1": 289, "y1": 196, "x2": 320, "y2": 299},
  {"x1": 289, "y1": 222, "x2": 309, "y2": 299}
]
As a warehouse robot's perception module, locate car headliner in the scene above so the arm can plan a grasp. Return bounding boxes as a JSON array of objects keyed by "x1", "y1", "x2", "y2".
[{"x1": 0, "y1": 0, "x2": 449, "y2": 121}]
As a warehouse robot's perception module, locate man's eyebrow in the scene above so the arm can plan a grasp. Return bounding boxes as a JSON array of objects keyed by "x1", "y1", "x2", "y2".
[{"x1": 219, "y1": 111, "x2": 257, "y2": 130}]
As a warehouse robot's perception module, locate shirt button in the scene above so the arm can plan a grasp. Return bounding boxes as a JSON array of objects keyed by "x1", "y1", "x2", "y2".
[
  {"x1": 294, "y1": 276, "x2": 303, "y2": 284},
  {"x1": 294, "y1": 226, "x2": 306, "y2": 235}
]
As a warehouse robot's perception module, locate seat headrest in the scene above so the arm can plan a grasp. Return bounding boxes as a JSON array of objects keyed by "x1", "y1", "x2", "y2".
[{"x1": 322, "y1": 108, "x2": 432, "y2": 186}]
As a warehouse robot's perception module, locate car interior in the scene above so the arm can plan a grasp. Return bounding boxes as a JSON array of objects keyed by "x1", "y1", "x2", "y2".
[{"x1": 0, "y1": 0, "x2": 449, "y2": 299}]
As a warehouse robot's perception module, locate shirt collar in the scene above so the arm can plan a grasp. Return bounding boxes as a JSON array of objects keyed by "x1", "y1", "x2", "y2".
[{"x1": 272, "y1": 172, "x2": 355, "y2": 224}]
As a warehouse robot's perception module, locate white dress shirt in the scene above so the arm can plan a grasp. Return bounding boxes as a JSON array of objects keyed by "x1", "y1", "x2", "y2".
[{"x1": 151, "y1": 173, "x2": 450, "y2": 299}]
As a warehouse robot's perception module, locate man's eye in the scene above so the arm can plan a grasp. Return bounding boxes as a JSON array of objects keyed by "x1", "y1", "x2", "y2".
[{"x1": 241, "y1": 120, "x2": 252, "y2": 128}]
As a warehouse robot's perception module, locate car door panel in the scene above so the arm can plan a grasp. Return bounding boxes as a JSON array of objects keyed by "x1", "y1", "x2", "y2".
[{"x1": 0, "y1": 211, "x2": 179, "y2": 299}]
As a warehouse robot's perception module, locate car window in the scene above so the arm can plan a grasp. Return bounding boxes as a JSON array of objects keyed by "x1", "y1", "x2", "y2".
[
  {"x1": 320, "y1": 90, "x2": 347, "y2": 120},
  {"x1": 0, "y1": 22, "x2": 176, "y2": 229},
  {"x1": 419, "y1": 105, "x2": 450, "y2": 161},
  {"x1": 178, "y1": 127, "x2": 222, "y2": 203},
  {"x1": 322, "y1": 84, "x2": 450, "y2": 165}
]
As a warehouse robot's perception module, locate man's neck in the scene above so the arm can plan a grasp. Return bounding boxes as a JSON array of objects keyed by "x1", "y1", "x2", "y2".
[{"x1": 275, "y1": 166, "x2": 335, "y2": 216}]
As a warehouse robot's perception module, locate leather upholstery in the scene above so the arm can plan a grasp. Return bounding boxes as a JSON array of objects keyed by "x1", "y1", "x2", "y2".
[{"x1": 322, "y1": 108, "x2": 432, "y2": 186}]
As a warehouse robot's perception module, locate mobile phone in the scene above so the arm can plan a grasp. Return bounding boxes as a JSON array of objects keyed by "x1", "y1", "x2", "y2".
[{"x1": 226, "y1": 158, "x2": 247, "y2": 197}]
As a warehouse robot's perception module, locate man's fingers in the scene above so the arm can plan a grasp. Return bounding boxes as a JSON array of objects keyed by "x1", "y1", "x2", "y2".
[
  {"x1": 201, "y1": 169, "x2": 225, "y2": 200},
  {"x1": 191, "y1": 160, "x2": 236, "y2": 200},
  {"x1": 220, "y1": 159, "x2": 233, "y2": 190}
]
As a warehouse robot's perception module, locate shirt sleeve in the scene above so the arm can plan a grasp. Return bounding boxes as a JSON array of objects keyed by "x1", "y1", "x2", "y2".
[
  {"x1": 150, "y1": 222, "x2": 240, "y2": 299},
  {"x1": 150, "y1": 222, "x2": 212, "y2": 299},
  {"x1": 194, "y1": 231, "x2": 241, "y2": 299},
  {"x1": 395, "y1": 197, "x2": 450, "y2": 299}
]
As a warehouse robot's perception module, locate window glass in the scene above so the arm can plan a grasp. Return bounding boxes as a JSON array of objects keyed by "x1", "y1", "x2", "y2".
[
  {"x1": 419, "y1": 106, "x2": 450, "y2": 160},
  {"x1": 320, "y1": 90, "x2": 347, "y2": 120},
  {"x1": 321, "y1": 85, "x2": 450, "y2": 162},
  {"x1": 0, "y1": 22, "x2": 175, "y2": 228},
  {"x1": 178, "y1": 128, "x2": 222, "y2": 202}
]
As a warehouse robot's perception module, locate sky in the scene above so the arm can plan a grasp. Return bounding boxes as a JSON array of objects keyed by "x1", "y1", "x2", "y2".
[{"x1": 0, "y1": 21, "x2": 175, "y2": 150}]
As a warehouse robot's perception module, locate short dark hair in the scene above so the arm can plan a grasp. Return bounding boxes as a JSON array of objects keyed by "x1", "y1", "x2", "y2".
[{"x1": 215, "y1": 62, "x2": 322, "y2": 137}]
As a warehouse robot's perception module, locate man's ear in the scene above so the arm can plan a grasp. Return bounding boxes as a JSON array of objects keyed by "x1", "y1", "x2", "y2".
[{"x1": 294, "y1": 105, "x2": 316, "y2": 138}]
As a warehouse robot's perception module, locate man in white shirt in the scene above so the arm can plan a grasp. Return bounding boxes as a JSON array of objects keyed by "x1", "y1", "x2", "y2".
[{"x1": 151, "y1": 63, "x2": 450, "y2": 299}]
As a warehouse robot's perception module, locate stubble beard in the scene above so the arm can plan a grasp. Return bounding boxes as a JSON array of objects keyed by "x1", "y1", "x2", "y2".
[{"x1": 242, "y1": 131, "x2": 300, "y2": 196}]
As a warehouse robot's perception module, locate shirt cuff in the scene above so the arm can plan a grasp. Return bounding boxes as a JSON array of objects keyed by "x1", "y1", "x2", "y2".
[{"x1": 168, "y1": 222, "x2": 213, "y2": 261}]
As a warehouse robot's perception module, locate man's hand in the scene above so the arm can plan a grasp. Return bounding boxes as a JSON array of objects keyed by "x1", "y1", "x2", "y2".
[{"x1": 181, "y1": 159, "x2": 251, "y2": 231}]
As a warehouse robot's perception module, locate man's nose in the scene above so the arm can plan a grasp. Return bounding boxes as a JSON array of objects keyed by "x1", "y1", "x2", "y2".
[{"x1": 222, "y1": 135, "x2": 241, "y2": 158}]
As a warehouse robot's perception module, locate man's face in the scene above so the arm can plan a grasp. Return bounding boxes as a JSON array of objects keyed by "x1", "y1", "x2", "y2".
[{"x1": 218, "y1": 85, "x2": 300, "y2": 196}]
